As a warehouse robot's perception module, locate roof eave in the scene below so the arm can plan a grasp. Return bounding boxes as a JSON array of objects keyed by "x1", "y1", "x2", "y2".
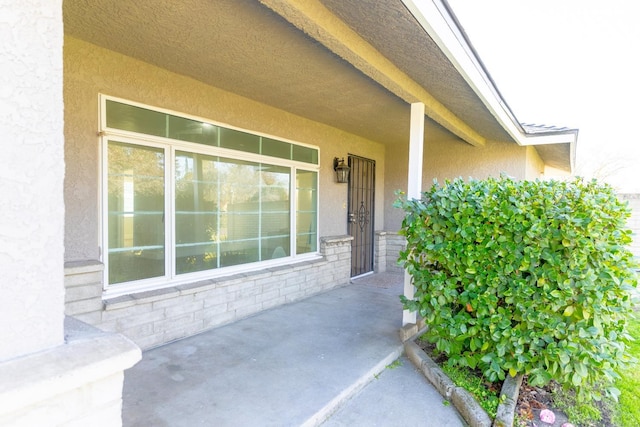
[
  {"x1": 527, "y1": 130, "x2": 578, "y2": 174},
  {"x1": 402, "y1": 0, "x2": 577, "y2": 171}
]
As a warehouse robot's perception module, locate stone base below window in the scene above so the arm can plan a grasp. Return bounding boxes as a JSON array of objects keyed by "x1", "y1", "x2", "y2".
[
  {"x1": 374, "y1": 231, "x2": 406, "y2": 274},
  {"x1": 64, "y1": 235, "x2": 353, "y2": 350}
]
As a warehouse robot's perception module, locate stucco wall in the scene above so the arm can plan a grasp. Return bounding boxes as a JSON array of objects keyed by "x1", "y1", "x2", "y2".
[
  {"x1": 384, "y1": 131, "x2": 532, "y2": 231},
  {"x1": 0, "y1": 0, "x2": 65, "y2": 360},
  {"x1": 64, "y1": 36, "x2": 385, "y2": 262},
  {"x1": 423, "y1": 137, "x2": 527, "y2": 183},
  {"x1": 525, "y1": 146, "x2": 545, "y2": 179}
]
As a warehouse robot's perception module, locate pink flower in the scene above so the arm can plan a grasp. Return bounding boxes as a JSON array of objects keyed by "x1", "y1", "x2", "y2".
[
  {"x1": 561, "y1": 424, "x2": 575, "y2": 427},
  {"x1": 540, "y1": 409, "x2": 556, "y2": 424}
]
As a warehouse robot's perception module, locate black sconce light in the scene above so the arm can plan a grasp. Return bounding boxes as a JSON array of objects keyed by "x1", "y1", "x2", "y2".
[{"x1": 333, "y1": 157, "x2": 350, "y2": 183}]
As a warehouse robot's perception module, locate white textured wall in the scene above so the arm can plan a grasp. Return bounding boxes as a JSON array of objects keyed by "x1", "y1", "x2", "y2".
[{"x1": 0, "y1": 0, "x2": 65, "y2": 360}]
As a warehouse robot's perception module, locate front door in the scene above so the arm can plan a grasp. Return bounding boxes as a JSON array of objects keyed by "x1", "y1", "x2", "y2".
[{"x1": 347, "y1": 155, "x2": 375, "y2": 277}]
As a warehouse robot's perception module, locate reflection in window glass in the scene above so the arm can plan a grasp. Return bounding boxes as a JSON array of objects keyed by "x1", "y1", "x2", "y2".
[
  {"x1": 220, "y1": 128, "x2": 260, "y2": 154},
  {"x1": 292, "y1": 144, "x2": 319, "y2": 165},
  {"x1": 175, "y1": 154, "x2": 291, "y2": 273},
  {"x1": 105, "y1": 99, "x2": 319, "y2": 164},
  {"x1": 104, "y1": 98, "x2": 317, "y2": 288},
  {"x1": 108, "y1": 141, "x2": 165, "y2": 284},
  {"x1": 218, "y1": 159, "x2": 260, "y2": 267},
  {"x1": 261, "y1": 165, "x2": 291, "y2": 259},
  {"x1": 175, "y1": 151, "x2": 220, "y2": 274},
  {"x1": 169, "y1": 116, "x2": 218, "y2": 146},
  {"x1": 296, "y1": 170, "x2": 317, "y2": 254},
  {"x1": 262, "y1": 138, "x2": 291, "y2": 160},
  {"x1": 106, "y1": 100, "x2": 166, "y2": 137}
]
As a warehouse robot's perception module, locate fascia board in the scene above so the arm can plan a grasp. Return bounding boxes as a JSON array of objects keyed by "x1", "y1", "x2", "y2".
[{"x1": 402, "y1": 0, "x2": 575, "y2": 149}]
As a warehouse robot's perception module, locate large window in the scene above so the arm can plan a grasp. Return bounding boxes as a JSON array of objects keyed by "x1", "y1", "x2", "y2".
[{"x1": 102, "y1": 96, "x2": 319, "y2": 292}]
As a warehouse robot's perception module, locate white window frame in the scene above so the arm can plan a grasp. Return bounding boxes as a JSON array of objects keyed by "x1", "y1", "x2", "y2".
[{"x1": 99, "y1": 95, "x2": 320, "y2": 297}]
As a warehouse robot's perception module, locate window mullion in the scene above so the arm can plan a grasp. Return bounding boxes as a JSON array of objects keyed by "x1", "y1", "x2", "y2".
[
  {"x1": 258, "y1": 165, "x2": 263, "y2": 261},
  {"x1": 291, "y1": 167, "x2": 296, "y2": 257},
  {"x1": 216, "y1": 156, "x2": 221, "y2": 269},
  {"x1": 101, "y1": 95, "x2": 320, "y2": 292},
  {"x1": 101, "y1": 135, "x2": 109, "y2": 290},
  {"x1": 167, "y1": 146, "x2": 175, "y2": 280}
]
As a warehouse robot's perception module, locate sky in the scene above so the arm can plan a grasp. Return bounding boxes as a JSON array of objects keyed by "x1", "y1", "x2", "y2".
[{"x1": 444, "y1": 0, "x2": 640, "y2": 193}]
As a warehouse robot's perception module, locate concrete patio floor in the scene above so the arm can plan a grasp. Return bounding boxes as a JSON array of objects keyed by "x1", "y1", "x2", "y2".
[{"x1": 122, "y1": 273, "x2": 465, "y2": 426}]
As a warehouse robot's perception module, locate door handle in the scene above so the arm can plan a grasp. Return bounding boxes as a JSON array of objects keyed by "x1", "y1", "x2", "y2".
[{"x1": 348, "y1": 213, "x2": 356, "y2": 223}]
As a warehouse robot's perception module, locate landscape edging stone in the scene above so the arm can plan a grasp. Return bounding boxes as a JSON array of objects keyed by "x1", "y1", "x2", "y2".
[{"x1": 404, "y1": 340, "x2": 492, "y2": 427}]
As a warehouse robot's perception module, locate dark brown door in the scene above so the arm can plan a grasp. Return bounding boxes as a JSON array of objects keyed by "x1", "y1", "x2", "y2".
[{"x1": 347, "y1": 155, "x2": 375, "y2": 277}]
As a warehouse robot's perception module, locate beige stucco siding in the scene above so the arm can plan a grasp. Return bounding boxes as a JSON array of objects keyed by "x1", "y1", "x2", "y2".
[
  {"x1": 64, "y1": 36, "x2": 385, "y2": 262},
  {"x1": 525, "y1": 146, "x2": 545, "y2": 179},
  {"x1": 423, "y1": 137, "x2": 528, "y2": 183},
  {"x1": 384, "y1": 132, "x2": 533, "y2": 231}
]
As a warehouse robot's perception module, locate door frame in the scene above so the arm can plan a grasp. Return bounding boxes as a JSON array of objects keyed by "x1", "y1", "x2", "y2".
[{"x1": 347, "y1": 154, "x2": 375, "y2": 277}]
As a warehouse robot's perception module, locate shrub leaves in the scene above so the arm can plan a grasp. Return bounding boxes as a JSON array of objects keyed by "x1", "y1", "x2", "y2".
[{"x1": 396, "y1": 176, "x2": 638, "y2": 401}]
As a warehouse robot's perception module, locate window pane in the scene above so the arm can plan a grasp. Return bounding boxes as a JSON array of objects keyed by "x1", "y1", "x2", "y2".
[
  {"x1": 175, "y1": 151, "x2": 220, "y2": 274},
  {"x1": 103, "y1": 98, "x2": 321, "y2": 286},
  {"x1": 262, "y1": 235, "x2": 290, "y2": 259},
  {"x1": 262, "y1": 137, "x2": 291, "y2": 160},
  {"x1": 292, "y1": 144, "x2": 319, "y2": 165},
  {"x1": 261, "y1": 165, "x2": 290, "y2": 258},
  {"x1": 106, "y1": 100, "x2": 167, "y2": 137},
  {"x1": 220, "y1": 128, "x2": 260, "y2": 154},
  {"x1": 296, "y1": 170, "x2": 317, "y2": 254},
  {"x1": 106, "y1": 99, "x2": 318, "y2": 162},
  {"x1": 169, "y1": 116, "x2": 218, "y2": 146},
  {"x1": 108, "y1": 141, "x2": 165, "y2": 284},
  {"x1": 220, "y1": 240, "x2": 259, "y2": 267},
  {"x1": 219, "y1": 158, "x2": 261, "y2": 266}
]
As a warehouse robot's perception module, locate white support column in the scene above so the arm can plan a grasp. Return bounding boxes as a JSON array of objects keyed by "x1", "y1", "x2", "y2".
[
  {"x1": 0, "y1": 0, "x2": 65, "y2": 360},
  {"x1": 0, "y1": 4, "x2": 141, "y2": 426},
  {"x1": 403, "y1": 102, "x2": 425, "y2": 326}
]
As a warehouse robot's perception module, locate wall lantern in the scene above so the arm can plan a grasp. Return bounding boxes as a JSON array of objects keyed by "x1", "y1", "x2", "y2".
[{"x1": 333, "y1": 157, "x2": 350, "y2": 183}]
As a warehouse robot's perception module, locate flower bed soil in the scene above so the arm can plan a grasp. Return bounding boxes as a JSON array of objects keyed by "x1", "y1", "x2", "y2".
[{"x1": 417, "y1": 338, "x2": 616, "y2": 427}]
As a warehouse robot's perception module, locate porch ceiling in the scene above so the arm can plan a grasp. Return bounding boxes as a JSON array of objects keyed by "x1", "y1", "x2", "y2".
[{"x1": 62, "y1": 0, "x2": 517, "y2": 148}]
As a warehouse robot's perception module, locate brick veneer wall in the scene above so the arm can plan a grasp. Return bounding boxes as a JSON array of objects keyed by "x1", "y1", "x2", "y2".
[
  {"x1": 64, "y1": 235, "x2": 352, "y2": 350},
  {"x1": 374, "y1": 231, "x2": 406, "y2": 274},
  {"x1": 374, "y1": 231, "x2": 388, "y2": 273}
]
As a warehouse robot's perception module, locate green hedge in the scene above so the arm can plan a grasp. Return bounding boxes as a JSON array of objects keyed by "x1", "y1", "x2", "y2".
[{"x1": 396, "y1": 177, "x2": 637, "y2": 401}]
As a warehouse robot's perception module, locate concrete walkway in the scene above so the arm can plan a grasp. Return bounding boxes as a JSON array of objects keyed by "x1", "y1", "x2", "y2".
[{"x1": 122, "y1": 273, "x2": 465, "y2": 426}]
